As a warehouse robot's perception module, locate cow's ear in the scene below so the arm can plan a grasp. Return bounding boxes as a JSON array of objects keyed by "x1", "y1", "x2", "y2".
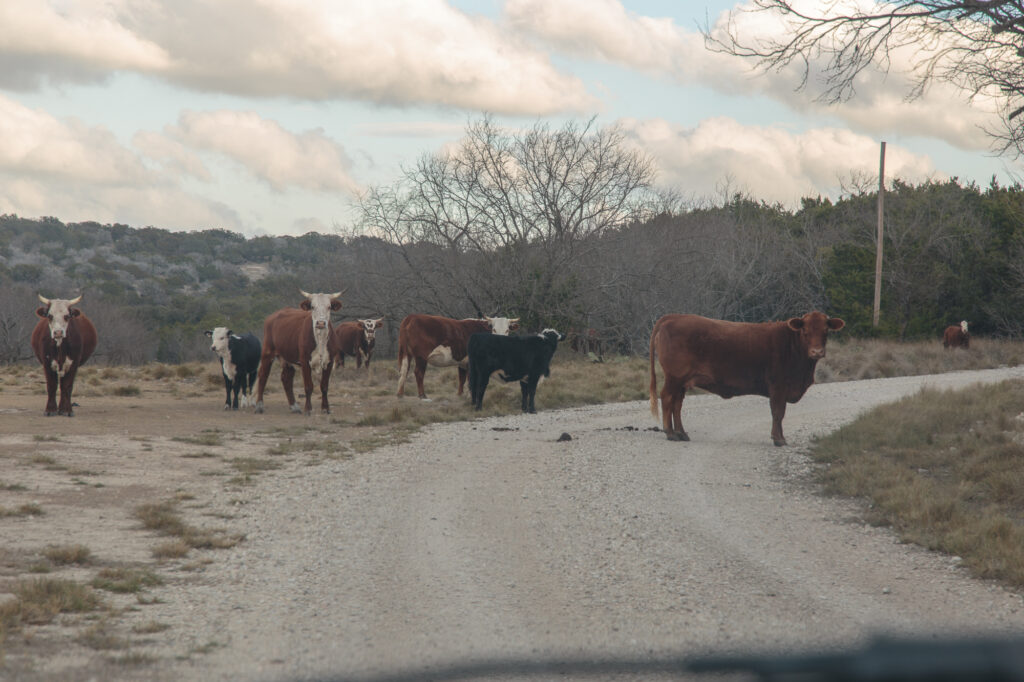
[
  {"x1": 300, "y1": 300, "x2": 312, "y2": 311},
  {"x1": 330, "y1": 300, "x2": 342, "y2": 311},
  {"x1": 36, "y1": 306, "x2": 49, "y2": 319},
  {"x1": 69, "y1": 308, "x2": 81, "y2": 318},
  {"x1": 204, "y1": 330, "x2": 213, "y2": 337},
  {"x1": 787, "y1": 318, "x2": 805, "y2": 332},
  {"x1": 827, "y1": 317, "x2": 845, "y2": 332},
  {"x1": 226, "y1": 329, "x2": 233, "y2": 336}
]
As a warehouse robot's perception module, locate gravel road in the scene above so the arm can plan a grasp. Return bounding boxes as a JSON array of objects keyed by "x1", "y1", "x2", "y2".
[{"x1": 155, "y1": 368, "x2": 1024, "y2": 681}]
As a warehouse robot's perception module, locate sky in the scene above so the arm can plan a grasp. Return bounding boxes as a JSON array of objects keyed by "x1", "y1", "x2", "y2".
[{"x1": 1, "y1": 0, "x2": 1021, "y2": 237}]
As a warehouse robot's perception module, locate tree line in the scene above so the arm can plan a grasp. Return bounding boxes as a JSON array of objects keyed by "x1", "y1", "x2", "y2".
[{"x1": 1, "y1": 120, "x2": 1022, "y2": 366}]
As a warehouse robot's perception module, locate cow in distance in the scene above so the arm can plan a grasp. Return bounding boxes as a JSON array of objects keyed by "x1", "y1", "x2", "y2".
[
  {"x1": 32, "y1": 294, "x2": 98, "y2": 417},
  {"x1": 943, "y1": 321, "x2": 970, "y2": 349},
  {"x1": 331, "y1": 317, "x2": 384, "y2": 369},
  {"x1": 396, "y1": 314, "x2": 519, "y2": 399},
  {"x1": 649, "y1": 312, "x2": 844, "y2": 446},
  {"x1": 254, "y1": 290, "x2": 343, "y2": 415},
  {"x1": 205, "y1": 328, "x2": 261, "y2": 410},
  {"x1": 468, "y1": 328, "x2": 565, "y2": 413}
]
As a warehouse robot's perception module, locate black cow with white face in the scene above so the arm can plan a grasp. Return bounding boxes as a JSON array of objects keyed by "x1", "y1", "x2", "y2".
[
  {"x1": 468, "y1": 328, "x2": 565, "y2": 413},
  {"x1": 205, "y1": 328, "x2": 262, "y2": 410}
]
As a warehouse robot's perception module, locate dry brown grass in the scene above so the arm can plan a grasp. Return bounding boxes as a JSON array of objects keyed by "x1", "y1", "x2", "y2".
[
  {"x1": 13, "y1": 577, "x2": 102, "y2": 625},
  {"x1": 816, "y1": 337, "x2": 1024, "y2": 383},
  {"x1": 43, "y1": 544, "x2": 92, "y2": 565},
  {"x1": 91, "y1": 567, "x2": 164, "y2": 594},
  {"x1": 135, "y1": 500, "x2": 244, "y2": 551},
  {"x1": 811, "y1": 379, "x2": 1024, "y2": 587}
]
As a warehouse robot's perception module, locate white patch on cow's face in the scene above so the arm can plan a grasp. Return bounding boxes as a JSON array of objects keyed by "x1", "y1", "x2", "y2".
[
  {"x1": 209, "y1": 327, "x2": 230, "y2": 356},
  {"x1": 428, "y1": 345, "x2": 465, "y2": 368},
  {"x1": 961, "y1": 320, "x2": 969, "y2": 334},
  {"x1": 40, "y1": 298, "x2": 78, "y2": 341},
  {"x1": 303, "y1": 292, "x2": 339, "y2": 331},
  {"x1": 360, "y1": 318, "x2": 380, "y2": 342},
  {"x1": 485, "y1": 316, "x2": 518, "y2": 336}
]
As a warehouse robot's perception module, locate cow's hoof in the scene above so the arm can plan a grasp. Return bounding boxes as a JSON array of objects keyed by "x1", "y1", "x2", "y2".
[
  {"x1": 773, "y1": 439, "x2": 787, "y2": 447},
  {"x1": 666, "y1": 432, "x2": 689, "y2": 442},
  {"x1": 289, "y1": 404, "x2": 303, "y2": 414},
  {"x1": 418, "y1": 396, "x2": 432, "y2": 402},
  {"x1": 254, "y1": 402, "x2": 264, "y2": 414},
  {"x1": 44, "y1": 411, "x2": 57, "y2": 417},
  {"x1": 223, "y1": 404, "x2": 231, "y2": 411}
]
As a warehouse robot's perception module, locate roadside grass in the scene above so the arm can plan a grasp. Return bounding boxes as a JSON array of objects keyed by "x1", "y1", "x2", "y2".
[
  {"x1": 43, "y1": 544, "x2": 92, "y2": 565},
  {"x1": 0, "y1": 503, "x2": 44, "y2": 517},
  {"x1": 134, "y1": 500, "x2": 244, "y2": 557},
  {"x1": 91, "y1": 567, "x2": 164, "y2": 593},
  {"x1": 810, "y1": 379, "x2": 1024, "y2": 587}
]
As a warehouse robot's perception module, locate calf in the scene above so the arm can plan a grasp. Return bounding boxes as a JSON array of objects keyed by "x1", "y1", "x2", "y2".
[
  {"x1": 331, "y1": 317, "x2": 384, "y2": 369},
  {"x1": 943, "y1": 321, "x2": 970, "y2": 349},
  {"x1": 31, "y1": 294, "x2": 98, "y2": 417},
  {"x1": 649, "y1": 312, "x2": 844, "y2": 446},
  {"x1": 205, "y1": 328, "x2": 261, "y2": 409},
  {"x1": 468, "y1": 329, "x2": 565, "y2": 413}
]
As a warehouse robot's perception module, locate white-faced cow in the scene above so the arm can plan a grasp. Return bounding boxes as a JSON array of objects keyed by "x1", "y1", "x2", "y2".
[
  {"x1": 396, "y1": 314, "x2": 519, "y2": 399},
  {"x1": 205, "y1": 328, "x2": 261, "y2": 410},
  {"x1": 331, "y1": 317, "x2": 384, "y2": 369},
  {"x1": 943, "y1": 320, "x2": 970, "y2": 349},
  {"x1": 649, "y1": 312, "x2": 844, "y2": 446},
  {"x1": 468, "y1": 328, "x2": 565, "y2": 413},
  {"x1": 254, "y1": 290, "x2": 343, "y2": 415},
  {"x1": 31, "y1": 294, "x2": 98, "y2": 417}
]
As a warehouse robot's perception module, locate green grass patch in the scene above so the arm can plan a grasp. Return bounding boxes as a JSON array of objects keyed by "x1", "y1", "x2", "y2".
[
  {"x1": 91, "y1": 567, "x2": 164, "y2": 593},
  {"x1": 811, "y1": 379, "x2": 1024, "y2": 587}
]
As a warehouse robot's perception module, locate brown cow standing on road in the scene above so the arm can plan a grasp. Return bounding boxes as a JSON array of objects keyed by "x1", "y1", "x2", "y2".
[
  {"x1": 254, "y1": 290, "x2": 343, "y2": 415},
  {"x1": 331, "y1": 317, "x2": 384, "y2": 369},
  {"x1": 396, "y1": 314, "x2": 518, "y2": 399},
  {"x1": 943, "y1": 321, "x2": 970, "y2": 349},
  {"x1": 32, "y1": 294, "x2": 98, "y2": 417},
  {"x1": 649, "y1": 312, "x2": 844, "y2": 446}
]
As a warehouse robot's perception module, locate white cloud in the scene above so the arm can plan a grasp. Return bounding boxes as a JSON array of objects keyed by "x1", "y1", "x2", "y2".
[
  {"x1": 508, "y1": 0, "x2": 1000, "y2": 152},
  {"x1": 164, "y1": 110, "x2": 361, "y2": 195},
  {"x1": 620, "y1": 117, "x2": 938, "y2": 205},
  {"x1": 0, "y1": 0, "x2": 594, "y2": 115}
]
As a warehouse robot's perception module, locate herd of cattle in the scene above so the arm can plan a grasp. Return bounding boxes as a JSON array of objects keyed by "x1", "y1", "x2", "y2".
[{"x1": 29, "y1": 292, "x2": 972, "y2": 445}]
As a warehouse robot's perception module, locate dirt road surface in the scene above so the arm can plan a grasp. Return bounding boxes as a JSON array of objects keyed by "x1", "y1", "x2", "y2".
[{"x1": 5, "y1": 367, "x2": 1024, "y2": 681}]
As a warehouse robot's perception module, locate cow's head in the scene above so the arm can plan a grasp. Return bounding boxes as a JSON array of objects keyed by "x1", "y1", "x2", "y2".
[
  {"x1": 299, "y1": 289, "x2": 344, "y2": 330},
  {"x1": 787, "y1": 312, "x2": 844, "y2": 360},
  {"x1": 485, "y1": 316, "x2": 520, "y2": 336},
  {"x1": 538, "y1": 328, "x2": 566, "y2": 343},
  {"x1": 360, "y1": 317, "x2": 384, "y2": 342},
  {"x1": 961, "y1": 320, "x2": 969, "y2": 334},
  {"x1": 205, "y1": 327, "x2": 232, "y2": 357},
  {"x1": 36, "y1": 294, "x2": 82, "y2": 342}
]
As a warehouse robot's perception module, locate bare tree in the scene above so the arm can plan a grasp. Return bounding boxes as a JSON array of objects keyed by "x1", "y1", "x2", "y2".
[
  {"x1": 708, "y1": 1, "x2": 1024, "y2": 154},
  {"x1": 358, "y1": 116, "x2": 657, "y2": 327}
]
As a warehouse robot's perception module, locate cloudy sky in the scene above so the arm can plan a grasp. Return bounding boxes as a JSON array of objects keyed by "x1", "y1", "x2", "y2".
[{"x1": 1, "y1": 0, "x2": 1020, "y2": 237}]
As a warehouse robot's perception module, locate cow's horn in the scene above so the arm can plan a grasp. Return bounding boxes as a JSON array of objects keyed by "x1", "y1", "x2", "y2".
[
  {"x1": 330, "y1": 289, "x2": 345, "y2": 299},
  {"x1": 509, "y1": 317, "x2": 520, "y2": 323},
  {"x1": 67, "y1": 295, "x2": 82, "y2": 306},
  {"x1": 299, "y1": 289, "x2": 312, "y2": 299},
  {"x1": 38, "y1": 294, "x2": 51, "y2": 305}
]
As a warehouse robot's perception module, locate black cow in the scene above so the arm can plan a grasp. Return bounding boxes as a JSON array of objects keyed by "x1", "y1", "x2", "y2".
[
  {"x1": 205, "y1": 327, "x2": 262, "y2": 410},
  {"x1": 468, "y1": 329, "x2": 565, "y2": 413}
]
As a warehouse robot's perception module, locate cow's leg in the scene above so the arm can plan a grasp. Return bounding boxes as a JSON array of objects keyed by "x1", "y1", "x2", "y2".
[
  {"x1": 769, "y1": 393, "x2": 788, "y2": 447},
  {"x1": 470, "y1": 367, "x2": 488, "y2": 410},
  {"x1": 318, "y1": 365, "x2": 331, "y2": 414},
  {"x1": 42, "y1": 367, "x2": 59, "y2": 416},
  {"x1": 230, "y1": 379, "x2": 241, "y2": 410},
  {"x1": 223, "y1": 374, "x2": 233, "y2": 410},
  {"x1": 254, "y1": 354, "x2": 274, "y2": 414},
  {"x1": 457, "y1": 366, "x2": 468, "y2": 396},
  {"x1": 243, "y1": 370, "x2": 257, "y2": 409},
  {"x1": 299, "y1": 363, "x2": 315, "y2": 415},
  {"x1": 520, "y1": 378, "x2": 538, "y2": 413},
  {"x1": 414, "y1": 358, "x2": 429, "y2": 400},
  {"x1": 355, "y1": 351, "x2": 362, "y2": 369},
  {"x1": 58, "y1": 365, "x2": 78, "y2": 417},
  {"x1": 661, "y1": 377, "x2": 688, "y2": 441},
  {"x1": 280, "y1": 364, "x2": 301, "y2": 413}
]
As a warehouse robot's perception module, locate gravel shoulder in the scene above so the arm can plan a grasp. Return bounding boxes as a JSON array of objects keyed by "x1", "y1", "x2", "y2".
[{"x1": 4, "y1": 367, "x2": 1024, "y2": 681}]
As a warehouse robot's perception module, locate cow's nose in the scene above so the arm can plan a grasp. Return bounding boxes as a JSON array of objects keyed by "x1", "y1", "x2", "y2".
[
  {"x1": 315, "y1": 321, "x2": 326, "y2": 329},
  {"x1": 809, "y1": 348, "x2": 825, "y2": 359},
  {"x1": 211, "y1": 345, "x2": 216, "y2": 352}
]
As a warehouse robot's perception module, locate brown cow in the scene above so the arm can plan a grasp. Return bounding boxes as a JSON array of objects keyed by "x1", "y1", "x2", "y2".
[
  {"x1": 254, "y1": 290, "x2": 343, "y2": 415},
  {"x1": 32, "y1": 294, "x2": 98, "y2": 417},
  {"x1": 649, "y1": 312, "x2": 844, "y2": 446},
  {"x1": 943, "y1": 320, "x2": 970, "y2": 349},
  {"x1": 396, "y1": 314, "x2": 518, "y2": 399},
  {"x1": 331, "y1": 317, "x2": 384, "y2": 369}
]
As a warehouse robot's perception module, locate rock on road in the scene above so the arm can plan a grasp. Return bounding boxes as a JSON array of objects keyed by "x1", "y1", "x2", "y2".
[{"x1": 162, "y1": 368, "x2": 1024, "y2": 681}]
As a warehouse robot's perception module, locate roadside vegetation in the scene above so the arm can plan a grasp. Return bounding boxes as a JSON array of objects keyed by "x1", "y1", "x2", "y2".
[{"x1": 811, "y1": 380, "x2": 1024, "y2": 587}]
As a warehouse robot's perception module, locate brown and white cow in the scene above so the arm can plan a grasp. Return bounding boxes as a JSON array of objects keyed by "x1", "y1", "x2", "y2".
[
  {"x1": 254, "y1": 290, "x2": 343, "y2": 415},
  {"x1": 396, "y1": 314, "x2": 519, "y2": 399},
  {"x1": 32, "y1": 294, "x2": 98, "y2": 417},
  {"x1": 649, "y1": 312, "x2": 844, "y2": 446},
  {"x1": 943, "y1": 320, "x2": 970, "y2": 349},
  {"x1": 330, "y1": 317, "x2": 384, "y2": 369}
]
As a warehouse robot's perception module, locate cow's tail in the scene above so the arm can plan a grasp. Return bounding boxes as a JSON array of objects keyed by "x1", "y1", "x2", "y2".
[
  {"x1": 397, "y1": 346, "x2": 410, "y2": 396},
  {"x1": 649, "y1": 325, "x2": 660, "y2": 424}
]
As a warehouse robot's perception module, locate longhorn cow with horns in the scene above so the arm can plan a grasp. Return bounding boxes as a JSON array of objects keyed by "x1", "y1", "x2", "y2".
[
  {"x1": 31, "y1": 294, "x2": 98, "y2": 416},
  {"x1": 254, "y1": 289, "x2": 345, "y2": 415}
]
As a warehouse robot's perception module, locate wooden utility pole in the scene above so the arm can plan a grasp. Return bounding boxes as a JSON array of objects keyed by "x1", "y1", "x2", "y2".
[{"x1": 873, "y1": 141, "x2": 886, "y2": 327}]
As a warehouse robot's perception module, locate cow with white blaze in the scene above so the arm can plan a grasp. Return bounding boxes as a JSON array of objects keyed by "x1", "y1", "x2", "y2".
[
  {"x1": 31, "y1": 294, "x2": 98, "y2": 417},
  {"x1": 396, "y1": 314, "x2": 519, "y2": 399},
  {"x1": 331, "y1": 317, "x2": 384, "y2": 370},
  {"x1": 254, "y1": 290, "x2": 343, "y2": 415},
  {"x1": 205, "y1": 327, "x2": 261, "y2": 410},
  {"x1": 468, "y1": 328, "x2": 566, "y2": 413}
]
